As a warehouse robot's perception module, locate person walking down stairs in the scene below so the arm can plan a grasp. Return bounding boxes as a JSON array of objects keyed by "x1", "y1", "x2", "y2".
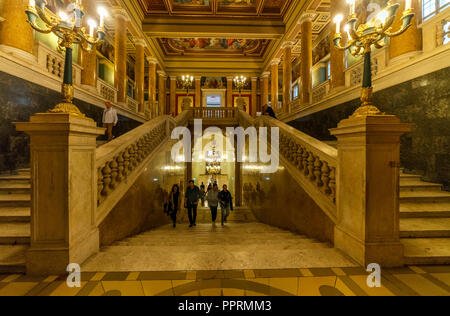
[
  {"x1": 102, "y1": 102, "x2": 118, "y2": 142},
  {"x1": 219, "y1": 184, "x2": 233, "y2": 226},
  {"x1": 205, "y1": 183, "x2": 220, "y2": 226},
  {"x1": 184, "y1": 180, "x2": 201, "y2": 228},
  {"x1": 167, "y1": 184, "x2": 182, "y2": 228}
]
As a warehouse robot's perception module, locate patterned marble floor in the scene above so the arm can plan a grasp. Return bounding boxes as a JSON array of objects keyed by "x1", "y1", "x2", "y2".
[{"x1": 0, "y1": 265, "x2": 449, "y2": 296}]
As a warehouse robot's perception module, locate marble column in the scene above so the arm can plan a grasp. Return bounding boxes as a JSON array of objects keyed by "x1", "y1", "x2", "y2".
[
  {"x1": 282, "y1": 42, "x2": 294, "y2": 113},
  {"x1": 170, "y1": 76, "x2": 177, "y2": 116},
  {"x1": 251, "y1": 77, "x2": 258, "y2": 116},
  {"x1": 15, "y1": 114, "x2": 104, "y2": 275},
  {"x1": 227, "y1": 76, "x2": 233, "y2": 107},
  {"x1": 300, "y1": 14, "x2": 313, "y2": 104},
  {"x1": 147, "y1": 57, "x2": 158, "y2": 118},
  {"x1": 114, "y1": 9, "x2": 130, "y2": 104},
  {"x1": 0, "y1": 0, "x2": 35, "y2": 61},
  {"x1": 330, "y1": 0, "x2": 346, "y2": 90},
  {"x1": 261, "y1": 72, "x2": 270, "y2": 108},
  {"x1": 135, "y1": 39, "x2": 146, "y2": 113},
  {"x1": 235, "y1": 161, "x2": 242, "y2": 207},
  {"x1": 389, "y1": 0, "x2": 422, "y2": 61},
  {"x1": 270, "y1": 59, "x2": 280, "y2": 110},
  {"x1": 79, "y1": 0, "x2": 97, "y2": 88},
  {"x1": 330, "y1": 115, "x2": 412, "y2": 267},
  {"x1": 195, "y1": 76, "x2": 201, "y2": 107},
  {"x1": 158, "y1": 71, "x2": 167, "y2": 115}
]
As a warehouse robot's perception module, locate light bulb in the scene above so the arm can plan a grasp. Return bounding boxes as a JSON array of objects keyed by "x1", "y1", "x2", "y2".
[
  {"x1": 333, "y1": 14, "x2": 344, "y2": 33},
  {"x1": 88, "y1": 19, "x2": 97, "y2": 38},
  {"x1": 377, "y1": 10, "x2": 388, "y2": 25},
  {"x1": 59, "y1": 11, "x2": 69, "y2": 22},
  {"x1": 344, "y1": 24, "x2": 352, "y2": 40},
  {"x1": 29, "y1": 0, "x2": 35, "y2": 7}
]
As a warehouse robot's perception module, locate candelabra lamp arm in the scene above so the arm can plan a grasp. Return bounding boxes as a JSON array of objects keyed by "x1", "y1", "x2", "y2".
[
  {"x1": 384, "y1": 11, "x2": 415, "y2": 37},
  {"x1": 333, "y1": 34, "x2": 355, "y2": 50},
  {"x1": 25, "y1": 7, "x2": 53, "y2": 34}
]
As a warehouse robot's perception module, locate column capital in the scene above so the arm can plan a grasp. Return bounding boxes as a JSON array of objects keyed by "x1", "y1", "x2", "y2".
[
  {"x1": 170, "y1": 75, "x2": 177, "y2": 80},
  {"x1": 157, "y1": 70, "x2": 167, "y2": 78},
  {"x1": 251, "y1": 77, "x2": 258, "y2": 81},
  {"x1": 271, "y1": 58, "x2": 281, "y2": 66},
  {"x1": 113, "y1": 8, "x2": 131, "y2": 22},
  {"x1": 226, "y1": 76, "x2": 234, "y2": 81},
  {"x1": 134, "y1": 38, "x2": 147, "y2": 47},
  {"x1": 298, "y1": 12, "x2": 316, "y2": 25},
  {"x1": 194, "y1": 76, "x2": 202, "y2": 81},
  {"x1": 261, "y1": 71, "x2": 271, "y2": 78},
  {"x1": 281, "y1": 41, "x2": 295, "y2": 50},
  {"x1": 146, "y1": 56, "x2": 158, "y2": 64}
]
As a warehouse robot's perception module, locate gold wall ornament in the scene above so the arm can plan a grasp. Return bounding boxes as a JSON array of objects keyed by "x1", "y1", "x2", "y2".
[
  {"x1": 333, "y1": 0, "x2": 414, "y2": 116},
  {"x1": 25, "y1": 0, "x2": 107, "y2": 118}
]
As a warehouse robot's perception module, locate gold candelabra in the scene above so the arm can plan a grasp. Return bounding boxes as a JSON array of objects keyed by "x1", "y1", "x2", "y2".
[
  {"x1": 233, "y1": 75, "x2": 247, "y2": 96},
  {"x1": 333, "y1": 0, "x2": 414, "y2": 116},
  {"x1": 181, "y1": 74, "x2": 194, "y2": 94},
  {"x1": 25, "y1": 0, "x2": 106, "y2": 118}
]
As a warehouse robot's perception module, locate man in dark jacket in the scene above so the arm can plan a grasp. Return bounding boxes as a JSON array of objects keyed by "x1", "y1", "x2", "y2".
[
  {"x1": 262, "y1": 104, "x2": 277, "y2": 119},
  {"x1": 218, "y1": 184, "x2": 233, "y2": 226},
  {"x1": 185, "y1": 180, "x2": 201, "y2": 227}
]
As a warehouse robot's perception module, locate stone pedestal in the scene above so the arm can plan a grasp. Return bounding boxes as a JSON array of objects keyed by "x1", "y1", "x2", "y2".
[
  {"x1": 16, "y1": 114, "x2": 104, "y2": 275},
  {"x1": 330, "y1": 115, "x2": 412, "y2": 267}
]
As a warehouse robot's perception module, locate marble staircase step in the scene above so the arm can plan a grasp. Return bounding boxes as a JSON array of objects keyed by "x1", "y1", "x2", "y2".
[
  {"x1": 400, "y1": 218, "x2": 450, "y2": 238},
  {"x1": 402, "y1": 238, "x2": 450, "y2": 265},
  {"x1": 0, "y1": 223, "x2": 30, "y2": 245},
  {"x1": 399, "y1": 173, "x2": 423, "y2": 181},
  {"x1": 0, "y1": 194, "x2": 30, "y2": 207},
  {"x1": 400, "y1": 191, "x2": 450, "y2": 203},
  {"x1": 0, "y1": 207, "x2": 30, "y2": 222},
  {"x1": 0, "y1": 183, "x2": 31, "y2": 195},
  {"x1": 400, "y1": 202, "x2": 450, "y2": 218},
  {"x1": 0, "y1": 245, "x2": 27, "y2": 274},
  {"x1": 0, "y1": 175, "x2": 30, "y2": 185},
  {"x1": 399, "y1": 180, "x2": 443, "y2": 192}
]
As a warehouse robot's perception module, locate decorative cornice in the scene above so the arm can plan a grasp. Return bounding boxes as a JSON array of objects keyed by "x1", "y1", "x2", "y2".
[
  {"x1": 134, "y1": 38, "x2": 146, "y2": 47},
  {"x1": 298, "y1": 12, "x2": 316, "y2": 25},
  {"x1": 157, "y1": 70, "x2": 167, "y2": 77},
  {"x1": 271, "y1": 58, "x2": 281, "y2": 66},
  {"x1": 113, "y1": 8, "x2": 131, "y2": 22},
  {"x1": 146, "y1": 57, "x2": 158, "y2": 65},
  {"x1": 281, "y1": 41, "x2": 296, "y2": 50}
]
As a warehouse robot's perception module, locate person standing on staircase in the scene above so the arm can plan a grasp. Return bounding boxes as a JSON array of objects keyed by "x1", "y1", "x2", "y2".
[
  {"x1": 185, "y1": 180, "x2": 201, "y2": 227},
  {"x1": 102, "y1": 101, "x2": 118, "y2": 142},
  {"x1": 219, "y1": 184, "x2": 233, "y2": 226},
  {"x1": 168, "y1": 184, "x2": 182, "y2": 228},
  {"x1": 205, "y1": 183, "x2": 220, "y2": 225}
]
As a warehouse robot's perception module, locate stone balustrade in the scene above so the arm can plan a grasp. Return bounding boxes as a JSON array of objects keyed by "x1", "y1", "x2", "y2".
[
  {"x1": 126, "y1": 96, "x2": 139, "y2": 112},
  {"x1": 312, "y1": 80, "x2": 330, "y2": 104},
  {"x1": 97, "y1": 78, "x2": 116, "y2": 103},
  {"x1": 237, "y1": 110, "x2": 338, "y2": 222},
  {"x1": 192, "y1": 107, "x2": 237, "y2": 119}
]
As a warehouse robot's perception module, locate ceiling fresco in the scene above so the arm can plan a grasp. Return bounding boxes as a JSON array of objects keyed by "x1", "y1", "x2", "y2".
[
  {"x1": 138, "y1": 0, "x2": 292, "y2": 16},
  {"x1": 158, "y1": 38, "x2": 271, "y2": 57}
]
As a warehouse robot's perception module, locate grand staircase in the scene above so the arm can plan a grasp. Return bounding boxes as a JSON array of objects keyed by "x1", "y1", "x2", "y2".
[
  {"x1": 82, "y1": 207, "x2": 356, "y2": 272},
  {"x1": 400, "y1": 171, "x2": 450, "y2": 264},
  {"x1": 0, "y1": 168, "x2": 31, "y2": 273}
]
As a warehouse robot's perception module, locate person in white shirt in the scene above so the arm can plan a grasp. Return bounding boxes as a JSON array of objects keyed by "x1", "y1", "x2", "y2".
[{"x1": 102, "y1": 102, "x2": 118, "y2": 141}]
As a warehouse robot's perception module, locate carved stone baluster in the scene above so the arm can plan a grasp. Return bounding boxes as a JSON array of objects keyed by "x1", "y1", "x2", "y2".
[
  {"x1": 117, "y1": 152, "x2": 124, "y2": 183},
  {"x1": 136, "y1": 139, "x2": 143, "y2": 163},
  {"x1": 321, "y1": 161, "x2": 331, "y2": 195},
  {"x1": 314, "y1": 157, "x2": 323, "y2": 187},
  {"x1": 302, "y1": 150, "x2": 309, "y2": 176},
  {"x1": 289, "y1": 140, "x2": 296, "y2": 161},
  {"x1": 296, "y1": 145, "x2": 304, "y2": 170},
  {"x1": 132, "y1": 144, "x2": 139, "y2": 167},
  {"x1": 101, "y1": 162, "x2": 112, "y2": 197},
  {"x1": 128, "y1": 145, "x2": 136, "y2": 171},
  {"x1": 308, "y1": 153, "x2": 316, "y2": 181},
  {"x1": 97, "y1": 167, "x2": 104, "y2": 206},
  {"x1": 123, "y1": 147, "x2": 130, "y2": 177},
  {"x1": 109, "y1": 157, "x2": 119, "y2": 189},
  {"x1": 329, "y1": 167, "x2": 336, "y2": 203}
]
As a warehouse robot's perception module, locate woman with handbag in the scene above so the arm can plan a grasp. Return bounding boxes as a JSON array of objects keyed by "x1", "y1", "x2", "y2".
[{"x1": 167, "y1": 184, "x2": 182, "y2": 228}]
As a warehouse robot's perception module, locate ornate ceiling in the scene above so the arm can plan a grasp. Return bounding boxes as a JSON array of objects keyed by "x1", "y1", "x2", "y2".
[{"x1": 138, "y1": 0, "x2": 293, "y2": 17}]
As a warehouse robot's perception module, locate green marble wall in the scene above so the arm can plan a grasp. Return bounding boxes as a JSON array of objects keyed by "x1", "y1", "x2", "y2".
[{"x1": 289, "y1": 67, "x2": 450, "y2": 189}]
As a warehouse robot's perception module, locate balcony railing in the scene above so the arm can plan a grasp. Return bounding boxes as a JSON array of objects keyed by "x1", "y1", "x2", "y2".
[{"x1": 192, "y1": 107, "x2": 237, "y2": 119}]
